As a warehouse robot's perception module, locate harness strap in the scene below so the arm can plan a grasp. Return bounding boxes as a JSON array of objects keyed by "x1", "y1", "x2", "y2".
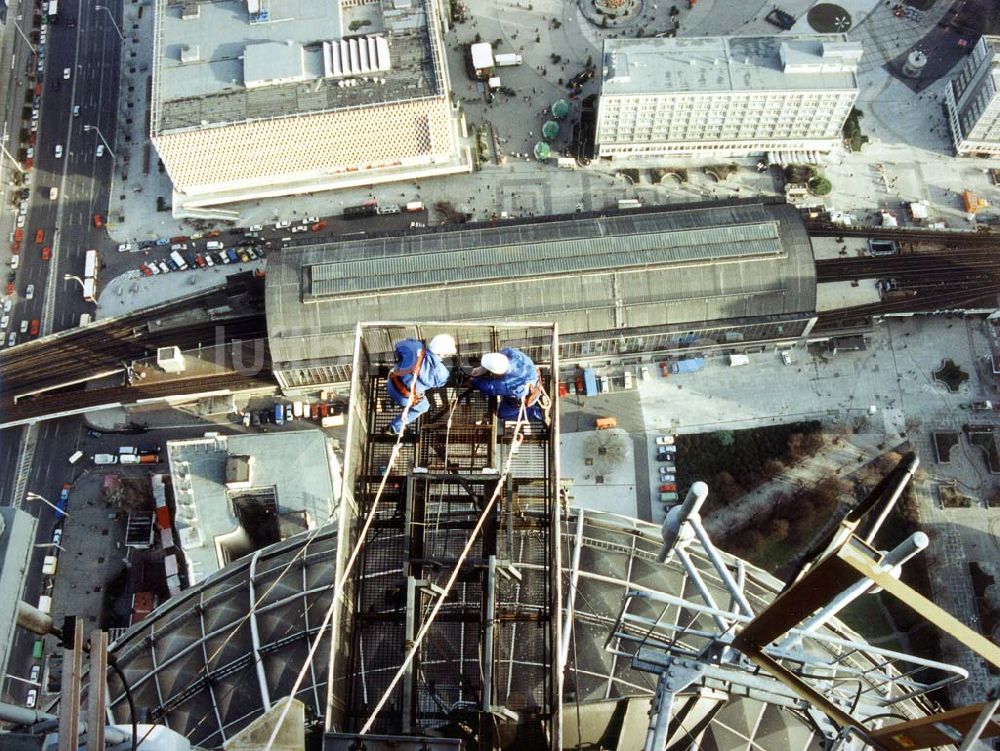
[{"x1": 389, "y1": 347, "x2": 426, "y2": 404}]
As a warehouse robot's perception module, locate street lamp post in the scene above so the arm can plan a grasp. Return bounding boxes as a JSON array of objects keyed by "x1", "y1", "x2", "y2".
[
  {"x1": 0, "y1": 141, "x2": 23, "y2": 173},
  {"x1": 83, "y1": 124, "x2": 115, "y2": 161},
  {"x1": 25, "y1": 492, "x2": 70, "y2": 518},
  {"x1": 64, "y1": 274, "x2": 86, "y2": 290},
  {"x1": 94, "y1": 5, "x2": 125, "y2": 41},
  {"x1": 34, "y1": 542, "x2": 67, "y2": 552},
  {"x1": 12, "y1": 19, "x2": 36, "y2": 53}
]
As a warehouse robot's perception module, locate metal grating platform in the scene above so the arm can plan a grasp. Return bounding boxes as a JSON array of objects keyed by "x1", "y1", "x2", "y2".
[{"x1": 344, "y1": 370, "x2": 555, "y2": 750}]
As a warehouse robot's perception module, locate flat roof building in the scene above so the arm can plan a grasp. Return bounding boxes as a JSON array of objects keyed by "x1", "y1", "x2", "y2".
[
  {"x1": 594, "y1": 36, "x2": 861, "y2": 160},
  {"x1": 265, "y1": 202, "x2": 817, "y2": 389},
  {"x1": 165, "y1": 430, "x2": 339, "y2": 584},
  {"x1": 945, "y1": 36, "x2": 1000, "y2": 156},
  {"x1": 151, "y1": 0, "x2": 469, "y2": 216}
]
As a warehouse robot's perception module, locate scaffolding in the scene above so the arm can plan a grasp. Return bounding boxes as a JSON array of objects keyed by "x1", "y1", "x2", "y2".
[{"x1": 326, "y1": 322, "x2": 562, "y2": 751}]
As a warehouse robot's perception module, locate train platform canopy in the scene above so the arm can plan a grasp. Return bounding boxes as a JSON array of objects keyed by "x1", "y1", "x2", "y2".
[{"x1": 265, "y1": 201, "x2": 817, "y2": 386}]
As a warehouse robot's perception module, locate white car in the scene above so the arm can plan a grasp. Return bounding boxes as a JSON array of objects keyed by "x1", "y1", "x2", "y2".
[
  {"x1": 117, "y1": 242, "x2": 135, "y2": 253},
  {"x1": 72, "y1": 105, "x2": 80, "y2": 117},
  {"x1": 655, "y1": 435, "x2": 675, "y2": 445},
  {"x1": 25, "y1": 689, "x2": 37, "y2": 708},
  {"x1": 306, "y1": 216, "x2": 320, "y2": 223},
  {"x1": 29, "y1": 665, "x2": 40, "y2": 683},
  {"x1": 7, "y1": 332, "x2": 16, "y2": 347},
  {"x1": 93, "y1": 454, "x2": 117, "y2": 465},
  {"x1": 52, "y1": 528, "x2": 62, "y2": 545},
  {"x1": 781, "y1": 350, "x2": 792, "y2": 366},
  {"x1": 0, "y1": 315, "x2": 9, "y2": 330},
  {"x1": 95, "y1": 144, "x2": 105, "y2": 158},
  {"x1": 248, "y1": 224, "x2": 263, "y2": 231},
  {"x1": 3, "y1": 298, "x2": 11, "y2": 312},
  {"x1": 25, "y1": 284, "x2": 34, "y2": 300},
  {"x1": 204, "y1": 253, "x2": 214, "y2": 267},
  {"x1": 16, "y1": 214, "x2": 25, "y2": 228},
  {"x1": 274, "y1": 220, "x2": 291, "y2": 229},
  {"x1": 658, "y1": 471, "x2": 675, "y2": 481},
  {"x1": 54, "y1": 144, "x2": 63, "y2": 159},
  {"x1": 158, "y1": 261, "x2": 170, "y2": 274},
  {"x1": 290, "y1": 225, "x2": 308, "y2": 233},
  {"x1": 63, "y1": 67, "x2": 71, "y2": 80}
]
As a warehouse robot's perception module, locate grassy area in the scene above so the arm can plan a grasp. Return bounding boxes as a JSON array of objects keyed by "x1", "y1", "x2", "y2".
[
  {"x1": 842, "y1": 107, "x2": 868, "y2": 152},
  {"x1": 933, "y1": 359, "x2": 968, "y2": 392},
  {"x1": 968, "y1": 430, "x2": 1000, "y2": 473},
  {"x1": 932, "y1": 431, "x2": 959, "y2": 463},
  {"x1": 676, "y1": 421, "x2": 823, "y2": 510}
]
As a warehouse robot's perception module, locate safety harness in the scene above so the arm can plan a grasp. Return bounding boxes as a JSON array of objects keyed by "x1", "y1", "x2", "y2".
[{"x1": 389, "y1": 345, "x2": 426, "y2": 405}]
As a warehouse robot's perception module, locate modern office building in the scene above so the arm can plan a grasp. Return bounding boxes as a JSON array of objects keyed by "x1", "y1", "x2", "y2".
[
  {"x1": 945, "y1": 36, "x2": 1000, "y2": 156},
  {"x1": 265, "y1": 202, "x2": 818, "y2": 390},
  {"x1": 151, "y1": 0, "x2": 469, "y2": 216},
  {"x1": 594, "y1": 36, "x2": 862, "y2": 160}
]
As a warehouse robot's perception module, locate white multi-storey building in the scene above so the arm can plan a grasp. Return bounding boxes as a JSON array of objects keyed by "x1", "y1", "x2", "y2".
[
  {"x1": 945, "y1": 36, "x2": 1000, "y2": 156},
  {"x1": 594, "y1": 36, "x2": 862, "y2": 161},
  {"x1": 151, "y1": 0, "x2": 469, "y2": 216}
]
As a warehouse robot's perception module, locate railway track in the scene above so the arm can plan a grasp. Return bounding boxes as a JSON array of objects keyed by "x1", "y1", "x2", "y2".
[
  {"x1": 806, "y1": 222, "x2": 1000, "y2": 246},
  {"x1": 0, "y1": 313, "x2": 267, "y2": 395},
  {"x1": 1, "y1": 371, "x2": 278, "y2": 425}
]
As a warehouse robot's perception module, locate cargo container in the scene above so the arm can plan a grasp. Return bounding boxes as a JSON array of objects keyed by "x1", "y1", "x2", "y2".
[
  {"x1": 595, "y1": 417, "x2": 617, "y2": 430},
  {"x1": 139, "y1": 454, "x2": 160, "y2": 464},
  {"x1": 405, "y1": 201, "x2": 425, "y2": 212},
  {"x1": 321, "y1": 414, "x2": 346, "y2": 428},
  {"x1": 728, "y1": 354, "x2": 750, "y2": 367},
  {"x1": 670, "y1": 358, "x2": 705, "y2": 374},
  {"x1": 37, "y1": 595, "x2": 52, "y2": 614},
  {"x1": 582, "y1": 368, "x2": 598, "y2": 396},
  {"x1": 42, "y1": 555, "x2": 57, "y2": 575}
]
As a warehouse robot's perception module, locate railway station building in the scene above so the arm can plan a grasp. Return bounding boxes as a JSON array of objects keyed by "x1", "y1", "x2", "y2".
[
  {"x1": 265, "y1": 201, "x2": 818, "y2": 390},
  {"x1": 150, "y1": 0, "x2": 469, "y2": 216},
  {"x1": 593, "y1": 35, "x2": 861, "y2": 161}
]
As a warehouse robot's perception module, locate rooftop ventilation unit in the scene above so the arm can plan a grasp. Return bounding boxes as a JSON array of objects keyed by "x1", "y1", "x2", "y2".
[
  {"x1": 179, "y1": 44, "x2": 200, "y2": 64},
  {"x1": 180, "y1": 1, "x2": 200, "y2": 19},
  {"x1": 322, "y1": 35, "x2": 391, "y2": 79}
]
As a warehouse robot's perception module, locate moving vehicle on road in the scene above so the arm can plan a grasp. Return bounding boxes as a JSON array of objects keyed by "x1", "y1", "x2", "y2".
[
  {"x1": 25, "y1": 284, "x2": 34, "y2": 300},
  {"x1": 41, "y1": 246, "x2": 50, "y2": 260},
  {"x1": 54, "y1": 144, "x2": 63, "y2": 158}
]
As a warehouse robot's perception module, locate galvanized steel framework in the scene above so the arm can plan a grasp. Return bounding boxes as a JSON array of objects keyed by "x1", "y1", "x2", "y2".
[{"x1": 327, "y1": 322, "x2": 562, "y2": 749}]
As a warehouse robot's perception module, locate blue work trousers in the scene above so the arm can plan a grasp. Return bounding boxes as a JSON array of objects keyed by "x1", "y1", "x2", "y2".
[
  {"x1": 497, "y1": 397, "x2": 545, "y2": 422},
  {"x1": 387, "y1": 379, "x2": 430, "y2": 434}
]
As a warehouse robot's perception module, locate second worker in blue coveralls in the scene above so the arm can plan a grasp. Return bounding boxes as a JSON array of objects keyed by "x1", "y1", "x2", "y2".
[
  {"x1": 471, "y1": 347, "x2": 550, "y2": 422},
  {"x1": 386, "y1": 334, "x2": 457, "y2": 435}
]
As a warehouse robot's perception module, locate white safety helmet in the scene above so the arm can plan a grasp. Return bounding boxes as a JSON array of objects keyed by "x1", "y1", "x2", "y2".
[
  {"x1": 428, "y1": 333, "x2": 457, "y2": 358},
  {"x1": 480, "y1": 352, "x2": 510, "y2": 375}
]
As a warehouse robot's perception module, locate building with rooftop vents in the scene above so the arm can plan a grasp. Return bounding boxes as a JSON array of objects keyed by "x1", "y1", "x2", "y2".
[
  {"x1": 594, "y1": 36, "x2": 861, "y2": 160},
  {"x1": 165, "y1": 430, "x2": 338, "y2": 585},
  {"x1": 265, "y1": 202, "x2": 817, "y2": 390},
  {"x1": 151, "y1": 0, "x2": 469, "y2": 216},
  {"x1": 945, "y1": 36, "x2": 1000, "y2": 156}
]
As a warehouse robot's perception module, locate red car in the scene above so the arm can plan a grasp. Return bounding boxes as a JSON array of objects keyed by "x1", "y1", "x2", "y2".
[
  {"x1": 659, "y1": 483, "x2": 677, "y2": 493},
  {"x1": 40, "y1": 246, "x2": 51, "y2": 260},
  {"x1": 92, "y1": 214, "x2": 103, "y2": 228},
  {"x1": 139, "y1": 263, "x2": 153, "y2": 277},
  {"x1": 205, "y1": 230, "x2": 222, "y2": 238},
  {"x1": 13, "y1": 229, "x2": 23, "y2": 244},
  {"x1": 29, "y1": 319, "x2": 39, "y2": 337},
  {"x1": 169, "y1": 235, "x2": 188, "y2": 243},
  {"x1": 34, "y1": 228, "x2": 44, "y2": 244},
  {"x1": 311, "y1": 404, "x2": 320, "y2": 419},
  {"x1": 320, "y1": 402, "x2": 329, "y2": 417},
  {"x1": 310, "y1": 220, "x2": 328, "y2": 232},
  {"x1": 5, "y1": 282, "x2": 14, "y2": 296}
]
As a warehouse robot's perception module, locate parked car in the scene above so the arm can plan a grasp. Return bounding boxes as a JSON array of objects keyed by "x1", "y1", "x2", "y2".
[
  {"x1": 26, "y1": 689, "x2": 37, "y2": 708},
  {"x1": 29, "y1": 319, "x2": 39, "y2": 336},
  {"x1": 781, "y1": 350, "x2": 792, "y2": 366},
  {"x1": 655, "y1": 435, "x2": 674, "y2": 445},
  {"x1": 659, "y1": 483, "x2": 677, "y2": 493},
  {"x1": 29, "y1": 665, "x2": 40, "y2": 683},
  {"x1": 310, "y1": 220, "x2": 328, "y2": 232},
  {"x1": 274, "y1": 220, "x2": 291, "y2": 229},
  {"x1": 157, "y1": 261, "x2": 170, "y2": 274},
  {"x1": 291, "y1": 225, "x2": 308, "y2": 233},
  {"x1": 139, "y1": 264, "x2": 153, "y2": 277},
  {"x1": 658, "y1": 472, "x2": 675, "y2": 482}
]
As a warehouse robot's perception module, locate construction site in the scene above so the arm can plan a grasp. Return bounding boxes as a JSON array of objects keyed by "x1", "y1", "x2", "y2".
[{"x1": 3, "y1": 323, "x2": 1000, "y2": 751}]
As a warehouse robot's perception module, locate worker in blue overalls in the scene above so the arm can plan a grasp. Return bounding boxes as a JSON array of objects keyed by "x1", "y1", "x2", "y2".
[
  {"x1": 471, "y1": 347, "x2": 550, "y2": 422},
  {"x1": 386, "y1": 334, "x2": 457, "y2": 435}
]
